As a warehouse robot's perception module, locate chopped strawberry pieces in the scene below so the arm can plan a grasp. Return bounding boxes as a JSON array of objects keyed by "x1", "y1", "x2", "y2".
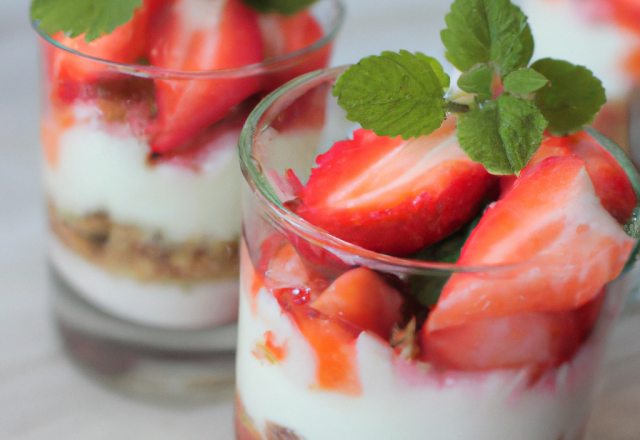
[
  {"x1": 147, "y1": 0, "x2": 264, "y2": 152},
  {"x1": 291, "y1": 121, "x2": 498, "y2": 256},
  {"x1": 427, "y1": 155, "x2": 634, "y2": 332},
  {"x1": 312, "y1": 267, "x2": 404, "y2": 340}
]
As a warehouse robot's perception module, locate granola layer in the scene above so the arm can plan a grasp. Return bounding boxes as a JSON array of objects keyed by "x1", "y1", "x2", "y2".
[{"x1": 48, "y1": 201, "x2": 239, "y2": 283}]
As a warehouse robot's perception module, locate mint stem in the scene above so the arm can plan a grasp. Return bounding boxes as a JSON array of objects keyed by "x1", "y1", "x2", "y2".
[{"x1": 444, "y1": 101, "x2": 470, "y2": 114}]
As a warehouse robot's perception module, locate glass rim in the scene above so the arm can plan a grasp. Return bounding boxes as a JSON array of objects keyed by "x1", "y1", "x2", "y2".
[
  {"x1": 31, "y1": 0, "x2": 344, "y2": 80},
  {"x1": 239, "y1": 65, "x2": 550, "y2": 275}
]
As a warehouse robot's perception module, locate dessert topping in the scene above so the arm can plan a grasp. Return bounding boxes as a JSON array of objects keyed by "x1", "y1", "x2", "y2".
[{"x1": 332, "y1": 0, "x2": 607, "y2": 175}]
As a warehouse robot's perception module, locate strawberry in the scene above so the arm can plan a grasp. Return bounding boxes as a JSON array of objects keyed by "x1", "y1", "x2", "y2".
[
  {"x1": 311, "y1": 267, "x2": 404, "y2": 340},
  {"x1": 290, "y1": 120, "x2": 498, "y2": 256},
  {"x1": 532, "y1": 132, "x2": 637, "y2": 224},
  {"x1": 258, "y1": 10, "x2": 331, "y2": 93},
  {"x1": 499, "y1": 133, "x2": 636, "y2": 224},
  {"x1": 427, "y1": 155, "x2": 634, "y2": 332},
  {"x1": 421, "y1": 289, "x2": 606, "y2": 371},
  {"x1": 45, "y1": 3, "x2": 151, "y2": 102},
  {"x1": 147, "y1": 0, "x2": 264, "y2": 153}
]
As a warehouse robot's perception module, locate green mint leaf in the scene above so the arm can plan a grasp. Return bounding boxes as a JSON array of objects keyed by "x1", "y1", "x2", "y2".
[
  {"x1": 457, "y1": 63, "x2": 493, "y2": 102},
  {"x1": 457, "y1": 101, "x2": 512, "y2": 174},
  {"x1": 441, "y1": 0, "x2": 533, "y2": 76},
  {"x1": 503, "y1": 68, "x2": 548, "y2": 94},
  {"x1": 333, "y1": 50, "x2": 446, "y2": 140},
  {"x1": 416, "y1": 53, "x2": 450, "y2": 91},
  {"x1": 531, "y1": 58, "x2": 606, "y2": 136},
  {"x1": 31, "y1": 0, "x2": 142, "y2": 42},
  {"x1": 497, "y1": 94, "x2": 547, "y2": 173},
  {"x1": 457, "y1": 95, "x2": 547, "y2": 174},
  {"x1": 240, "y1": 0, "x2": 318, "y2": 15}
]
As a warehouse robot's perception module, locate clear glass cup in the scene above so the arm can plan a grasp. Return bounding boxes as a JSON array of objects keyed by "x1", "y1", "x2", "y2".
[
  {"x1": 33, "y1": 0, "x2": 343, "y2": 403},
  {"x1": 235, "y1": 66, "x2": 640, "y2": 439}
]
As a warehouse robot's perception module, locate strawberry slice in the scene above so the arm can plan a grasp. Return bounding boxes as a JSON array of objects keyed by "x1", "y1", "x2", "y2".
[
  {"x1": 427, "y1": 155, "x2": 634, "y2": 332},
  {"x1": 499, "y1": 133, "x2": 636, "y2": 224},
  {"x1": 291, "y1": 121, "x2": 497, "y2": 256},
  {"x1": 259, "y1": 10, "x2": 330, "y2": 92},
  {"x1": 421, "y1": 289, "x2": 606, "y2": 371},
  {"x1": 311, "y1": 267, "x2": 404, "y2": 340},
  {"x1": 45, "y1": 3, "x2": 151, "y2": 102},
  {"x1": 147, "y1": 0, "x2": 264, "y2": 153},
  {"x1": 533, "y1": 132, "x2": 637, "y2": 224}
]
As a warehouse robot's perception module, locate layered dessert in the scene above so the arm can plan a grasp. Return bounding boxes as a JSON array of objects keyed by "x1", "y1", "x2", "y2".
[
  {"x1": 517, "y1": 0, "x2": 640, "y2": 149},
  {"x1": 235, "y1": 0, "x2": 640, "y2": 437},
  {"x1": 36, "y1": 0, "x2": 337, "y2": 327}
]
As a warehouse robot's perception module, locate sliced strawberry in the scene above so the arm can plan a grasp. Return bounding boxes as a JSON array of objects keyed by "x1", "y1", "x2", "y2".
[
  {"x1": 421, "y1": 289, "x2": 606, "y2": 371},
  {"x1": 44, "y1": 3, "x2": 152, "y2": 102},
  {"x1": 533, "y1": 132, "x2": 637, "y2": 224},
  {"x1": 258, "y1": 10, "x2": 331, "y2": 93},
  {"x1": 291, "y1": 121, "x2": 498, "y2": 256},
  {"x1": 147, "y1": 0, "x2": 264, "y2": 152},
  {"x1": 422, "y1": 311, "x2": 581, "y2": 371},
  {"x1": 262, "y1": 241, "x2": 331, "y2": 307},
  {"x1": 311, "y1": 267, "x2": 403, "y2": 340},
  {"x1": 427, "y1": 155, "x2": 634, "y2": 332},
  {"x1": 499, "y1": 133, "x2": 636, "y2": 223}
]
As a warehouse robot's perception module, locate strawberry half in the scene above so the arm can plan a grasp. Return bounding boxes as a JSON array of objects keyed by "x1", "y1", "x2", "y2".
[
  {"x1": 45, "y1": 3, "x2": 151, "y2": 102},
  {"x1": 427, "y1": 154, "x2": 634, "y2": 332},
  {"x1": 147, "y1": 0, "x2": 264, "y2": 153},
  {"x1": 258, "y1": 10, "x2": 330, "y2": 93},
  {"x1": 290, "y1": 121, "x2": 498, "y2": 256},
  {"x1": 311, "y1": 267, "x2": 404, "y2": 340}
]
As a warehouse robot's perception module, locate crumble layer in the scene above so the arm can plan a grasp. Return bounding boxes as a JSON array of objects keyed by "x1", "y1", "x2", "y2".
[{"x1": 49, "y1": 201, "x2": 239, "y2": 283}]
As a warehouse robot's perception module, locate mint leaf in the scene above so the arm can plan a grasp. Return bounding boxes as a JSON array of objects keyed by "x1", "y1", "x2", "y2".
[
  {"x1": 457, "y1": 63, "x2": 493, "y2": 102},
  {"x1": 31, "y1": 0, "x2": 142, "y2": 42},
  {"x1": 503, "y1": 68, "x2": 548, "y2": 94},
  {"x1": 333, "y1": 51, "x2": 446, "y2": 140},
  {"x1": 241, "y1": 0, "x2": 318, "y2": 15},
  {"x1": 416, "y1": 53, "x2": 451, "y2": 91},
  {"x1": 532, "y1": 58, "x2": 606, "y2": 136},
  {"x1": 624, "y1": 208, "x2": 640, "y2": 239},
  {"x1": 497, "y1": 94, "x2": 547, "y2": 173},
  {"x1": 457, "y1": 95, "x2": 546, "y2": 174},
  {"x1": 441, "y1": 0, "x2": 533, "y2": 76},
  {"x1": 457, "y1": 101, "x2": 512, "y2": 174}
]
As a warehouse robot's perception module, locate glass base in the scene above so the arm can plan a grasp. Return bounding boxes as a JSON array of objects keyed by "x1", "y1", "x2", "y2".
[
  {"x1": 587, "y1": 307, "x2": 640, "y2": 440},
  {"x1": 49, "y1": 264, "x2": 237, "y2": 406}
]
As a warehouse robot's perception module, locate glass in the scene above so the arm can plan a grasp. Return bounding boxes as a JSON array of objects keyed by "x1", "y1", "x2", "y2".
[
  {"x1": 235, "y1": 66, "x2": 640, "y2": 439},
  {"x1": 34, "y1": 0, "x2": 343, "y2": 403}
]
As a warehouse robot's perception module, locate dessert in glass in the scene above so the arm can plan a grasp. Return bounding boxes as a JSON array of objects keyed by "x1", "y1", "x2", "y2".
[
  {"x1": 234, "y1": 63, "x2": 640, "y2": 439},
  {"x1": 33, "y1": 0, "x2": 342, "y2": 401}
]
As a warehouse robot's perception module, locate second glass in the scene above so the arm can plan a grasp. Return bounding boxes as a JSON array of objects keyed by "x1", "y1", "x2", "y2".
[{"x1": 35, "y1": 0, "x2": 343, "y2": 402}]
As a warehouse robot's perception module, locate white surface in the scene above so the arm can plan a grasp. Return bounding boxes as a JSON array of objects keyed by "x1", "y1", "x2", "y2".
[{"x1": 2, "y1": 0, "x2": 640, "y2": 439}]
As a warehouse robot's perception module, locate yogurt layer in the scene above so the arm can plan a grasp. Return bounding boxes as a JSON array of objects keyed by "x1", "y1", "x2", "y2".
[
  {"x1": 44, "y1": 107, "x2": 243, "y2": 243},
  {"x1": 236, "y1": 263, "x2": 603, "y2": 440},
  {"x1": 50, "y1": 235, "x2": 239, "y2": 328},
  {"x1": 518, "y1": 0, "x2": 638, "y2": 101}
]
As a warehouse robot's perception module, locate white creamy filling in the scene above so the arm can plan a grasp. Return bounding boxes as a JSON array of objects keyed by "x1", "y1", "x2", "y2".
[
  {"x1": 44, "y1": 118, "x2": 243, "y2": 242},
  {"x1": 518, "y1": 0, "x2": 638, "y2": 101},
  {"x1": 237, "y1": 283, "x2": 602, "y2": 440},
  {"x1": 49, "y1": 235, "x2": 239, "y2": 328}
]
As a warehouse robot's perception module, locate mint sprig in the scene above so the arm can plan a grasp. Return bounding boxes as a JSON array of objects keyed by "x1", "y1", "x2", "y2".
[
  {"x1": 332, "y1": 0, "x2": 606, "y2": 175},
  {"x1": 31, "y1": 0, "x2": 142, "y2": 42}
]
